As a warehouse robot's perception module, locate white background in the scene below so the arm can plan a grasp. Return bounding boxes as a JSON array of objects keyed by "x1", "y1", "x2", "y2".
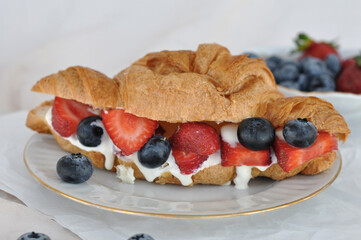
[{"x1": 1, "y1": 0, "x2": 361, "y2": 115}]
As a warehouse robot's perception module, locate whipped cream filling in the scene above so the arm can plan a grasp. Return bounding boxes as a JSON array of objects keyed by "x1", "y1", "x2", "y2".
[
  {"x1": 120, "y1": 150, "x2": 222, "y2": 186},
  {"x1": 276, "y1": 129, "x2": 285, "y2": 141},
  {"x1": 116, "y1": 165, "x2": 135, "y2": 184},
  {"x1": 45, "y1": 107, "x2": 115, "y2": 170},
  {"x1": 46, "y1": 107, "x2": 278, "y2": 188},
  {"x1": 220, "y1": 124, "x2": 277, "y2": 190}
]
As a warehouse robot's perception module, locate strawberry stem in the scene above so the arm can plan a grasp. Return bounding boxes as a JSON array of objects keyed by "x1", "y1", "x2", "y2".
[
  {"x1": 293, "y1": 33, "x2": 313, "y2": 53},
  {"x1": 292, "y1": 33, "x2": 338, "y2": 54}
]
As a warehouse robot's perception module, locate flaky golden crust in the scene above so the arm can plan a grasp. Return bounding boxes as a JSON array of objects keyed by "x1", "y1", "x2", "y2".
[
  {"x1": 114, "y1": 43, "x2": 283, "y2": 122},
  {"x1": 26, "y1": 100, "x2": 53, "y2": 134},
  {"x1": 257, "y1": 96, "x2": 350, "y2": 141},
  {"x1": 31, "y1": 66, "x2": 122, "y2": 108}
]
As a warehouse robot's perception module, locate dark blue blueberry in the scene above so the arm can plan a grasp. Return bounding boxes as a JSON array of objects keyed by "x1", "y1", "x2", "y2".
[
  {"x1": 309, "y1": 73, "x2": 336, "y2": 92},
  {"x1": 274, "y1": 64, "x2": 300, "y2": 83},
  {"x1": 297, "y1": 74, "x2": 310, "y2": 91},
  {"x1": 300, "y1": 57, "x2": 327, "y2": 77},
  {"x1": 237, "y1": 117, "x2": 275, "y2": 151},
  {"x1": 281, "y1": 60, "x2": 300, "y2": 70},
  {"x1": 56, "y1": 153, "x2": 94, "y2": 184},
  {"x1": 243, "y1": 52, "x2": 259, "y2": 58},
  {"x1": 77, "y1": 116, "x2": 103, "y2": 147},
  {"x1": 18, "y1": 232, "x2": 51, "y2": 240},
  {"x1": 283, "y1": 118, "x2": 317, "y2": 148},
  {"x1": 265, "y1": 55, "x2": 283, "y2": 72},
  {"x1": 325, "y1": 54, "x2": 341, "y2": 75},
  {"x1": 279, "y1": 80, "x2": 301, "y2": 90},
  {"x1": 138, "y1": 136, "x2": 171, "y2": 168},
  {"x1": 128, "y1": 233, "x2": 155, "y2": 240}
]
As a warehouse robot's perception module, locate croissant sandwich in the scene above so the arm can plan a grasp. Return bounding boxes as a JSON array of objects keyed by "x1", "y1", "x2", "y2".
[{"x1": 26, "y1": 43, "x2": 350, "y2": 189}]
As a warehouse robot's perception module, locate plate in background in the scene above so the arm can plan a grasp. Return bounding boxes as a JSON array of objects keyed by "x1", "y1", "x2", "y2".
[{"x1": 248, "y1": 46, "x2": 361, "y2": 116}]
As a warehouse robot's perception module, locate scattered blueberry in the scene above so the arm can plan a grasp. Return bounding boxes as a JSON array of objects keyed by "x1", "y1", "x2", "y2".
[
  {"x1": 56, "y1": 153, "x2": 94, "y2": 184},
  {"x1": 18, "y1": 231, "x2": 51, "y2": 240},
  {"x1": 300, "y1": 57, "x2": 327, "y2": 77},
  {"x1": 138, "y1": 136, "x2": 171, "y2": 168},
  {"x1": 77, "y1": 116, "x2": 103, "y2": 147},
  {"x1": 243, "y1": 52, "x2": 259, "y2": 58},
  {"x1": 309, "y1": 73, "x2": 336, "y2": 92},
  {"x1": 237, "y1": 117, "x2": 275, "y2": 151},
  {"x1": 266, "y1": 55, "x2": 283, "y2": 72},
  {"x1": 128, "y1": 233, "x2": 155, "y2": 240},
  {"x1": 257, "y1": 52, "x2": 339, "y2": 93},
  {"x1": 325, "y1": 54, "x2": 341, "y2": 75},
  {"x1": 283, "y1": 118, "x2": 317, "y2": 148},
  {"x1": 297, "y1": 74, "x2": 310, "y2": 91},
  {"x1": 274, "y1": 64, "x2": 299, "y2": 83}
]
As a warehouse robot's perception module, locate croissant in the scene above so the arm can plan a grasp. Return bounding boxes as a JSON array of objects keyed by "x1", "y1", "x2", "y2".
[{"x1": 26, "y1": 43, "x2": 350, "y2": 188}]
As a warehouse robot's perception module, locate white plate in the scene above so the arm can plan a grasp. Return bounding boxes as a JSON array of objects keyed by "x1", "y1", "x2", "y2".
[
  {"x1": 249, "y1": 46, "x2": 361, "y2": 116},
  {"x1": 24, "y1": 134, "x2": 341, "y2": 219}
]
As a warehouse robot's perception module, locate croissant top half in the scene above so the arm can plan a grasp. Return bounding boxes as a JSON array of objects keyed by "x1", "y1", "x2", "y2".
[{"x1": 31, "y1": 43, "x2": 350, "y2": 140}]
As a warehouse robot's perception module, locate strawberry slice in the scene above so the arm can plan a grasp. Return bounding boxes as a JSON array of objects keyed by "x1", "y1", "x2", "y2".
[
  {"x1": 102, "y1": 109, "x2": 158, "y2": 156},
  {"x1": 274, "y1": 132, "x2": 338, "y2": 172},
  {"x1": 171, "y1": 122, "x2": 220, "y2": 156},
  {"x1": 221, "y1": 141, "x2": 271, "y2": 167},
  {"x1": 52, "y1": 97, "x2": 96, "y2": 137},
  {"x1": 172, "y1": 149, "x2": 208, "y2": 175}
]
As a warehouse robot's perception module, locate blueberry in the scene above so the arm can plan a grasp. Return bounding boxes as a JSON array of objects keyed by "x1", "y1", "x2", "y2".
[
  {"x1": 237, "y1": 117, "x2": 275, "y2": 151},
  {"x1": 300, "y1": 57, "x2": 327, "y2": 77},
  {"x1": 266, "y1": 55, "x2": 283, "y2": 72},
  {"x1": 279, "y1": 80, "x2": 301, "y2": 90},
  {"x1": 325, "y1": 54, "x2": 341, "y2": 75},
  {"x1": 283, "y1": 118, "x2": 317, "y2": 148},
  {"x1": 297, "y1": 74, "x2": 310, "y2": 91},
  {"x1": 138, "y1": 136, "x2": 171, "y2": 168},
  {"x1": 309, "y1": 73, "x2": 336, "y2": 92},
  {"x1": 274, "y1": 64, "x2": 299, "y2": 83},
  {"x1": 77, "y1": 116, "x2": 103, "y2": 147},
  {"x1": 243, "y1": 52, "x2": 259, "y2": 58},
  {"x1": 18, "y1": 232, "x2": 51, "y2": 240},
  {"x1": 56, "y1": 153, "x2": 94, "y2": 184},
  {"x1": 281, "y1": 60, "x2": 300, "y2": 70},
  {"x1": 128, "y1": 233, "x2": 155, "y2": 240}
]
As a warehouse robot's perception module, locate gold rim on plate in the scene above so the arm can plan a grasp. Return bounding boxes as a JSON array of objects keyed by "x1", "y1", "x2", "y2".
[{"x1": 23, "y1": 135, "x2": 342, "y2": 219}]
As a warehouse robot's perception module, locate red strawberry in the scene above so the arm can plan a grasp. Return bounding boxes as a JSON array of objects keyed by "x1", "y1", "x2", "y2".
[
  {"x1": 294, "y1": 33, "x2": 340, "y2": 60},
  {"x1": 52, "y1": 97, "x2": 96, "y2": 137},
  {"x1": 341, "y1": 58, "x2": 356, "y2": 71},
  {"x1": 172, "y1": 149, "x2": 208, "y2": 175},
  {"x1": 274, "y1": 132, "x2": 338, "y2": 173},
  {"x1": 102, "y1": 109, "x2": 158, "y2": 156},
  {"x1": 336, "y1": 55, "x2": 361, "y2": 93},
  {"x1": 221, "y1": 141, "x2": 271, "y2": 167},
  {"x1": 171, "y1": 122, "x2": 220, "y2": 156}
]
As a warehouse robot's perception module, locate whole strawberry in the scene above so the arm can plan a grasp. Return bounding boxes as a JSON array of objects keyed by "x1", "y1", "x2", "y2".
[
  {"x1": 294, "y1": 33, "x2": 340, "y2": 60},
  {"x1": 336, "y1": 55, "x2": 361, "y2": 93}
]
